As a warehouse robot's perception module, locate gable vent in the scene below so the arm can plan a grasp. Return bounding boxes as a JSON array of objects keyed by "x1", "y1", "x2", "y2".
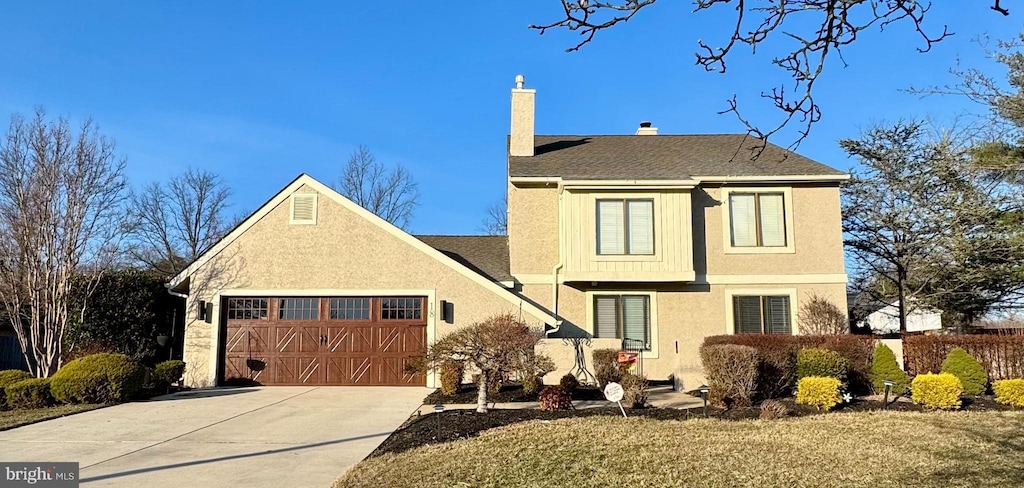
[{"x1": 290, "y1": 193, "x2": 317, "y2": 224}]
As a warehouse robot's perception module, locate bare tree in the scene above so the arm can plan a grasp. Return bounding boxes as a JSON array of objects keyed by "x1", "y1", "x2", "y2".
[
  {"x1": 797, "y1": 294, "x2": 848, "y2": 335},
  {"x1": 127, "y1": 169, "x2": 232, "y2": 277},
  {"x1": 0, "y1": 110, "x2": 127, "y2": 376},
  {"x1": 335, "y1": 146, "x2": 418, "y2": 230},
  {"x1": 480, "y1": 196, "x2": 507, "y2": 235},
  {"x1": 531, "y1": 1, "x2": 1012, "y2": 148}
]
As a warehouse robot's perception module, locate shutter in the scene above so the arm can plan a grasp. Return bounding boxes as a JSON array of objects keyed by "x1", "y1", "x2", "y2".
[
  {"x1": 597, "y1": 200, "x2": 624, "y2": 254},
  {"x1": 594, "y1": 296, "x2": 619, "y2": 338},
  {"x1": 627, "y1": 200, "x2": 654, "y2": 254},
  {"x1": 734, "y1": 296, "x2": 764, "y2": 334},
  {"x1": 758, "y1": 193, "x2": 786, "y2": 247},
  {"x1": 622, "y1": 296, "x2": 649, "y2": 347},
  {"x1": 764, "y1": 296, "x2": 791, "y2": 334},
  {"x1": 729, "y1": 194, "x2": 757, "y2": 247}
]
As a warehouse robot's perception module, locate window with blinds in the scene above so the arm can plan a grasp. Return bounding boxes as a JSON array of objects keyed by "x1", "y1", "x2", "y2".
[
  {"x1": 594, "y1": 294, "x2": 651, "y2": 349},
  {"x1": 732, "y1": 295, "x2": 791, "y2": 334},
  {"x1": 596, "y1": 199, "x2": 654, "y2": 255},
  {"x1": 729, "y1": 192, "x2": 786, "y2": 247}
]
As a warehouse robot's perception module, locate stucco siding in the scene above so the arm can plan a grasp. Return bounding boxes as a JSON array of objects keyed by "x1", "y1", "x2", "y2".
[
  {"x1": 699, "y1": 184, "x2": 845, "y2": 276},
  {"x1": 508, "y1": 184, "x2": 559, "y2": 276},
  {"x1": 540, "y1": 282, "x2": 848, "y2": 390},
  {"x1": 182, "y1": 184, "x2": 549, "y2": 387}
]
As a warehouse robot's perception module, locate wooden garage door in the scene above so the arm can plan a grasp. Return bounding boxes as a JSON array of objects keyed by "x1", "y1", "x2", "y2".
[{"x1": 222, "y1": 296, "x2": 427, "y2": 386}]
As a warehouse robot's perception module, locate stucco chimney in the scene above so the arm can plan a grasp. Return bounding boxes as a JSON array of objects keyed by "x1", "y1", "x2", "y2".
[
  {"x1": 510, "y1": 74, "x2": 535, "y2": 157},
  {"x1": 636, "y1": 121, "x2": 658, "y2": 135}
]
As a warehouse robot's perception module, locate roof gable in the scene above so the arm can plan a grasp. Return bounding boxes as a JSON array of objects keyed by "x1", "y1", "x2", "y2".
[{"x1": 168, "y1": 174, "x2": 555, "y2": 323}]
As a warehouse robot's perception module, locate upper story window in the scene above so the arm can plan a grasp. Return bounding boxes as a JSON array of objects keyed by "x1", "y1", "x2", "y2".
[
  {"x1": 596, "y1": 199, "x2": 654, "y2": 255},
  {"x1": 729, "y1": 192, "x2": 786, "y2": 247},
  {"x1": 733, "y1": 295, "x2": 791, "y2": 334}
]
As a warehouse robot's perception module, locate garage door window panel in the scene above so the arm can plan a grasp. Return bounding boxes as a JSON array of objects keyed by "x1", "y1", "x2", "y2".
[
  {"x1": 227, "y1": 298, "x2": 268, "y2": 320},
  {"x1": 381, "y1": 298, "x2": 422, "y2": 320},
  {"x1": 279, "y1": 298, "x2": 320, "y2": 320},
  {"x1": 330, "y1": 298, "x2": 371, "y2": 320}
]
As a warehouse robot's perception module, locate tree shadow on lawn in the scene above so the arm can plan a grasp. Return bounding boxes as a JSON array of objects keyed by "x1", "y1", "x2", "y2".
[{"x1": 918, "y1": 413, "x2": 1024, "y2": 485}]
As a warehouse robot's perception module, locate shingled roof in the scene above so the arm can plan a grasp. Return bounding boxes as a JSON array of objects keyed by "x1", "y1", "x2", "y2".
[
  {"x1": 508, "y1": 134, "x2": 846, "y2": 180},
  {"x1": 414, "y1": 235, "x2": 512, "y2": 282}
]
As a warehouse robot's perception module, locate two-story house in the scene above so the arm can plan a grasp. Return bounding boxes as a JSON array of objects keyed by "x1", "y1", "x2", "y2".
[
  {"x1": 170, "y1": 75, "x2": 847, "y2": 390},
  {"x1": 506, "y1": 76, "x2": 848, "y2": 387}
]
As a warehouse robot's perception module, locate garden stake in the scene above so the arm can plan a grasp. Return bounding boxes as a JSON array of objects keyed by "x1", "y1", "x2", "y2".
[{"x1": 883, "y1": 379, "x2": 894, "y2": 410}]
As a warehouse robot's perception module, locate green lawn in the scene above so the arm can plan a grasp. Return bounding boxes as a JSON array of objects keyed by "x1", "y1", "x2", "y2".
[
  {"x1": 0, "y1": 404, "x2": 103, "y2": 431},
  {"x1": 336, "y1": 411, "x2": 1024, "y2": 488}
]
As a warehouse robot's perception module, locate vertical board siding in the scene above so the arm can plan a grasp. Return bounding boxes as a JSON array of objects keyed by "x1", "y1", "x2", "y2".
[{"x1": 562, "y1": 190, "x2": 694, "y2": 280}]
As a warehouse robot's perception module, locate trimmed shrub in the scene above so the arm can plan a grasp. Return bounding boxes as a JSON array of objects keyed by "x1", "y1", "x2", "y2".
[
  {"x1": 0, "y1": 370, "x2": 33, "y2": 388},
  {"x1": 154, "y1": 360, "x2": 186, "y2": 387},
  {"x1": 50, "y1": 353, "x2": 145, "y2": 404},
  {"x1": 538, "y1": 386, "x2": 573, "y2": 411},
  {"x1": 0, "y1": 369, "x2": 33, "y2": 409},
  {"x1": 439, "y1": 361, "x2": 464, "y2": 396},
  {"x1": 704, "y1": 334, "x2": 875, "y2": 395},
  {"x1": 522, "y1": 374, "x2": 542, "y2": 395},
  {"x1": 700, "y1": 344, "x2": 758, "y2": 408},
  {"x1": 911, "y1": 373, "x2": 963, "y2": 410},
  {"x1": 904, "y1": 334, "x2": 1024, "y2": 381},
  {"x1": 871, "y1": 344, "x2": 910, "y2": 396},
  {"x1": 797, "y1": 348, "x2": 848, "y2": 383},
  {"x1": 558, "y1": 373, "x2": 580, "y2": 393},
  {"x1": 993, "y1": 379, "x2": 1024, "y2": 408},
  {"x1": 759, "y1": 399, "x2": 789, "y2": 420},
  {"x1": 796, "y1": 376, "x2": 842, "y2": 412},
  {"x1": 941, "y1": 348, "x2": 988, "y2": 396},
  {"x1": 592, "y1": 348, "x2": 622, "y2": 388},
  {"x1": 620, "y1": 373, "x2": 648, "y2": 409},
  {"x1": 7, "y1": 378, "x2": 54, "y2": 409}
]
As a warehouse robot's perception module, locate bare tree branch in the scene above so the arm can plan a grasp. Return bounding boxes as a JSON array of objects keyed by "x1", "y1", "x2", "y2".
[
  {"x1": 126, "y1": 169, "x2": 232, "y2": 277},
  {"x1": 335, "y1": 145, "x2": 419, "y2": 230},
  {"x1": 480, "y1": 196, "x2": 508, "y2": 235},
  {"x1": 531, "y1": 1, "x2": 986, "y2": 149}
]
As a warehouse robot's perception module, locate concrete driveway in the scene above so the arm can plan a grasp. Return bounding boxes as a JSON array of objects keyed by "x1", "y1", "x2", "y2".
[{"x1": 0, "y1": 386, "x2": 426, "y2": 487}]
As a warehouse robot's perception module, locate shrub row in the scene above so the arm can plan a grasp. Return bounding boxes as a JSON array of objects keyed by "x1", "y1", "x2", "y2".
[
  {"x1": 703, "y1": 335, "x2": 877, "y2": 396},
  {"x1": 904, "y1": 335, "x2": 1024, "y2": 381}
]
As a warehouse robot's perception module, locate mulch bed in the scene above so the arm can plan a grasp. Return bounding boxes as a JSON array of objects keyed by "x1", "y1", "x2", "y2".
[
  {"x1": 372, "y1": 394, "x2": 1015, "y2": 457},
  {"x1": 423, "y1": 383, "x2": 606, "y2": 405}
]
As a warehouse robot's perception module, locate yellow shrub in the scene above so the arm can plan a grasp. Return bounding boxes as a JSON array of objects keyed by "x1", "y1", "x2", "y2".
[
  {"x1": 911, "y1": 373, "x2": 963, "y2": 410},
  {"x1": 993, "y1": 379, "x2": 1024, "y2": 408},
  {"x1": 796, "y1": 376, "x2": 842, "y2": 412}
]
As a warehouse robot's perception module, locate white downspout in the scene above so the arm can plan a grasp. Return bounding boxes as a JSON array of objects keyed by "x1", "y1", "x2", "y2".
[{"x1": 546, "y1": 182, "x2": 566, "y2": 336}]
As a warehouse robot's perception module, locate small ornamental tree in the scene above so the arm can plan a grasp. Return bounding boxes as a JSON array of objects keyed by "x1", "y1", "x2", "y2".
[
  {"x1": 871, "y1": 344, "x2": 910, "y2": 396},
  {"x1": 796, "y1": 294, "x2": 848, "y2": 335},
  {"x1": 416, "y1": 313, "x2": 547, "y2": 413},
  {"x1": 941, "y1": 348, "x2": 989, "y2": 396}
]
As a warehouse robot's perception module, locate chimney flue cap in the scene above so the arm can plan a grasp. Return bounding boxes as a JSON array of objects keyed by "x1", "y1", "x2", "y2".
[
  {"x1": 515, "y1": 74, "x2": 525, "y2": 89},
  {"x1": 640, "y1": 121, "x2": 653, "y2": 128}
]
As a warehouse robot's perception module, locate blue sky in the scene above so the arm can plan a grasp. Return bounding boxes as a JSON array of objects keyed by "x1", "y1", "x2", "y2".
[{"x1": 0, "y1": 2, "x2": 1020, "y2": 234}]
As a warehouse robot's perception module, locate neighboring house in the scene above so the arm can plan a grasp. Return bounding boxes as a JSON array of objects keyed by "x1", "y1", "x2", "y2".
[
  {"x1": 171, "y1": 75, "x2": 849, "y2": 390},
  {"x1": 848, "y1": 294, "x2": 943, "y2": 334}
]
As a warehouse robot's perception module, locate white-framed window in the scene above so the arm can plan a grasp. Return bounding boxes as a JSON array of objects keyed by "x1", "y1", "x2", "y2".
[
  {"x1": 721, "y1": 187, "x2": 794, "y2": 254},
  {"x1": 593, "y1": 294, "x2": 651, "y2": 350},
  {"x1": 596, "y1": 199, "x2": 654, "y2": 255}
]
